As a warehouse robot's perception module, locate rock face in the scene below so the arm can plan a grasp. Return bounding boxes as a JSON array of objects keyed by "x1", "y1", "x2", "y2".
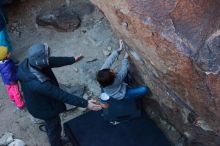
[{"x1": 91, "y1": 0, "x2": 220, "y2": 145}]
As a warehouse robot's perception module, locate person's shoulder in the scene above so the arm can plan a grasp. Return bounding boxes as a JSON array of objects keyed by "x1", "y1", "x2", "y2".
[{"x1": 18, "y1": 58, "x2": 28, "y2": 67}]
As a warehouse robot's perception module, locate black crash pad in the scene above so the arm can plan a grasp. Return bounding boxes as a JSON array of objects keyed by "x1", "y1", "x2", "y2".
[{"x1": 64, "y1": 111, "x2": 172, "y2": 146}]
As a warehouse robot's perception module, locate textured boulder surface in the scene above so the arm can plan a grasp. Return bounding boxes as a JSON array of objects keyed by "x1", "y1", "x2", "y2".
[
  {"x1": 36, "y1": 5, "x2": 81, "y2": 32},
  {"x1": 91, "y1": 0, "x2": 220, "y2": 145},
  {"x1": 36, "y1": 1, "x2": 95, "y2": 32}
]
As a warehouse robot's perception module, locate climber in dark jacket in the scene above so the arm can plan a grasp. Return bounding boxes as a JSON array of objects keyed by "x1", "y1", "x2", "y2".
[{"x1": 17, "y1": 43, "x2": 101, "y2": 146}]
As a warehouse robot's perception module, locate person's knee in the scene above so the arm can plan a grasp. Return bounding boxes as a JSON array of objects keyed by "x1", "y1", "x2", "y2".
[{"x1": 141, "y1": 86, "x2": 149, "y2": 95}]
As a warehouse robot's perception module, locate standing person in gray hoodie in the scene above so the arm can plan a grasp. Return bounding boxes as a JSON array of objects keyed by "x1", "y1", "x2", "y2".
[{"x1": 96, "y1": 40, "x2": 149, "y2": 100}]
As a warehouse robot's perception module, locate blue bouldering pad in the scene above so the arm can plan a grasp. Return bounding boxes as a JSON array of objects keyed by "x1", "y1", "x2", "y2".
[{"x1": 64, "y1": 111, "x2": 172, "y2": 146}]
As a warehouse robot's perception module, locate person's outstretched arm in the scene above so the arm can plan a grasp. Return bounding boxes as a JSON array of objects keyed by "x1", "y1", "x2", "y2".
[
  {"x1": 100, "y1": 40, "x2": 124, "y2": 70},
  {"x1": 100, "y1": 50, "x2": 120, "y2": 70},
  {"x1": 49, "y1": 55, "x2": 83, "y2": 68},
  {"x1": 32, "y1": 81, "x2": 101, "y2": 111},
  {"x1": 34, "y1": 81, "x2": 88, "y2": 107},
  {"x1": 114, "y1": 53, "x2": 129, "y2": 84}
]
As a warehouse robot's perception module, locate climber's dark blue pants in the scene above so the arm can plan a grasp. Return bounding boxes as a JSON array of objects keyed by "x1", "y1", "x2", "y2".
[{"x1": 125, "y1": 86, "x2": 149, "y2": 99}]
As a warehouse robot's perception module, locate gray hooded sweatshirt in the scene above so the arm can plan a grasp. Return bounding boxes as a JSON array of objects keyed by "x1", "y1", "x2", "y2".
[
  {"x1": 28, "y1": 43, "x2": 50, "y2": 82},
  {"x1": 100, "y1": 50, "x2": 129, "y2": 100}
]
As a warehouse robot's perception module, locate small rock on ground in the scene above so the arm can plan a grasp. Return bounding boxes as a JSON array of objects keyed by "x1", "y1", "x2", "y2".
[
  {"x1": 36, "y1": 5, "x2": 81, "y2": 32},
  {"x1": 8, "y1": 139, "x2": 26, "y2": 146},
  {"x1": 0, "y1": 132, "x2": 13, "y2": 146}
]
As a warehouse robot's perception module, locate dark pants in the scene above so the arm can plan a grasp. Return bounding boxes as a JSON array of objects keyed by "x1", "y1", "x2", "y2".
[{"x1": 45, "y1": 116, "x2": 63, "y2": 146}]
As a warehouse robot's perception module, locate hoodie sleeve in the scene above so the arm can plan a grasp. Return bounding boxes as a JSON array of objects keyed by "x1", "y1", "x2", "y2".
[
  {"x1": 114, "y1": 58, "x2": 129, "y2": 84},
  {"x1": 33, "y1": 81, "x2": 88, "y2": 108},
  {"x1": 100, "y1": 50, "x2": 121, "y2": 70},
  {"x1": 49, "y1": 57, "x2": 76, "y2": 68}
]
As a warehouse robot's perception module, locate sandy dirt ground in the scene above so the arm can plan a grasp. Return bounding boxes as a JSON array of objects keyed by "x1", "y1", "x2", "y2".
[{"x1": 0, "y1": 0, "x2": 122, "y2": 145}]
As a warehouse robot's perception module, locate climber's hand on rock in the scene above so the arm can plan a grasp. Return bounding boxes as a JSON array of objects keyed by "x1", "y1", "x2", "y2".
[
  {"x1": 118, "y1": 39, "x2": 124, "y2": 52},
  {"x1": 124, "y1": 52, "x2": 129, "y2": 59}
]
